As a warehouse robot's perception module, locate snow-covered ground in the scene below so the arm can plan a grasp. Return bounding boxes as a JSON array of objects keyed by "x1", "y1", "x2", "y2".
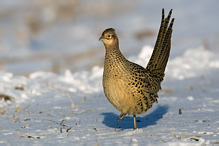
[
  {"x1": 0, "y1": 0, "x2": 219, "y2": 145},
  {"x1": 0, "y1": 46, "x2": 219, "y2": 145}
]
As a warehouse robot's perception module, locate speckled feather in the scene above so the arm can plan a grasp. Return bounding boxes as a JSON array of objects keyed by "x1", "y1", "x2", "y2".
[{"x1": 100, "y1": 9, "x2": 174, "y2": 124}]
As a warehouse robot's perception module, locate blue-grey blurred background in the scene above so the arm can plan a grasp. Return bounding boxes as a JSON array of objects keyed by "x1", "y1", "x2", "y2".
[{"x1": 0, "y1": 0, "x2": 218, "y2": 75}]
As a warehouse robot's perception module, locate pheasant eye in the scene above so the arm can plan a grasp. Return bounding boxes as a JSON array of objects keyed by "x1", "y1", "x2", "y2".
[{"x1": 107, "y1": 35, "x2": 111, "y2": 38}]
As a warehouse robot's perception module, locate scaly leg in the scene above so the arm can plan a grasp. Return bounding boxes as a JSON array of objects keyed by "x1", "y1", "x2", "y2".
[
  {"x1": 117, "y1": 113, "x2": 126, "y2": 122},
  {"x1": 116, "y1": 113, "x2": 126, "y2": 129},
  {"x1": 133, "y1": 115, "x2": 138, "y2": 129}
]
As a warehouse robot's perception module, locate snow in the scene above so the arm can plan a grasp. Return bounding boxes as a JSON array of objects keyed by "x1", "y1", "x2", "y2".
[
  {"x1": 0, "y1": 0, "x2": 219, "y2": 145},
  {"x1": 0, "y1": 46, "x2": 219, "y2": 145}
]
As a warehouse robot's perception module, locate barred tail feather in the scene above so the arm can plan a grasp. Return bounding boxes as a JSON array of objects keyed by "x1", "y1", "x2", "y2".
[{"x1": 146, "y1": 9, "x2": 174, "y2": 79}]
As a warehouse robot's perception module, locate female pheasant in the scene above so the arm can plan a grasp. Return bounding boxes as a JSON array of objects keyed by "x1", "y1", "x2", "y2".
[{"x1": 99, "y1": 9, "x2": 174, "y2": 129}]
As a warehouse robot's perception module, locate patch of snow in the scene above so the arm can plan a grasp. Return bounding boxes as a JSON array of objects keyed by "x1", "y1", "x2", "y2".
[
  {"x1": 0, "y1": 46, "x2": 219, "y2": 145},
  {"x1": 187, "y1": 96, "x2": 194, "y2": 101}
]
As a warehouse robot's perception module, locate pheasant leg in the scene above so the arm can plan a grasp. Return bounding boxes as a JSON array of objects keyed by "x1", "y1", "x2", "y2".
[
  {"x1": 133, "y1": 115, "x2": 138, "y2": 129},
  {"x1": 117, "y1": 113, "x2": 126, "y2": 122}
]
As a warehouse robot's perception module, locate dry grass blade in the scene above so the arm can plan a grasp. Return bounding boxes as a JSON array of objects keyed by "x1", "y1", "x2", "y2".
[
  {"x1": 21, "y1": 123, "x2": 29, "y2": 128},
  {"x1": 23, "y1": 104, "x2": 31, "y2": 112},
  {"x1": 13, "y1": 116, "x2": 18, "y2": 123},
  {"x1": 60, "y1": 119, "x2": 67, "y2": 126},
  {"x1": 67, "y1": 94, "x2": 76, "y2": 108},
  {"x1": 66, "y1": 127, "x2": 72, "y2": 132},
  {"x1": 79, "y1": 109, "x2": 95, "y2": 114},
  {"x1": 15, "y1": 105, "x2": 20, "y2": 113},
  {"x1": 46, "y1": 119, "x2": 59, "y2": 125},
  {"x1": 170, "y1": 130, "x2": 189, "y2": 139}
]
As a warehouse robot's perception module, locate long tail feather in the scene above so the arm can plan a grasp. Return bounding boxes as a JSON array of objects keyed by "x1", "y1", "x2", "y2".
[{"x1": 146, "y1": 9, "x2": 174, "y2": 80}]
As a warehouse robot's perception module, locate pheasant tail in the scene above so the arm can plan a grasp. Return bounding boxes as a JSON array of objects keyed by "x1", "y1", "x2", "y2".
[{"x1": 146, "y1": 9, "x2": 174, "y2": 81}]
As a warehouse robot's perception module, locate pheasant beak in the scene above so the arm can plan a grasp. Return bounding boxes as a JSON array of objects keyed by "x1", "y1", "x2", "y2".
[{"x1": 99, "y1": 36, "x2": 104, "y2": 41}]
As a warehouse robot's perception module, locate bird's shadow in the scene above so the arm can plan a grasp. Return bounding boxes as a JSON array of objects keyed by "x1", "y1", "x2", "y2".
[{"x1": 101, "y1": 105, "x2": 168, "y2": 129}]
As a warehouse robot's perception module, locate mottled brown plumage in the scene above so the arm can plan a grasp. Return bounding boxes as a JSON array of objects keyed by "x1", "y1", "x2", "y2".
[{"x1": 99, "y1": 9, "x2": 174, "y2": 129}]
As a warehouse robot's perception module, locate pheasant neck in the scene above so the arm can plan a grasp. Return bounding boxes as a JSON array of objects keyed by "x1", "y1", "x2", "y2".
[
  {"x1": 104, "y1": 43, "x2": 126, "y2": 62},
  {"x1": 104, "y1": 43, "x2": 129, "y2": 74}
]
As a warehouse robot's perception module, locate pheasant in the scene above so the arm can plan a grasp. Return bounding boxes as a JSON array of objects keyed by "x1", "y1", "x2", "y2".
[{"x1": 99, "y1": 9, "x2": 174, "y2": 129}]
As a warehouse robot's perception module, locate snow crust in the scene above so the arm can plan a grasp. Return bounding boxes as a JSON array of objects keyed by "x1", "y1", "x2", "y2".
[{"x1": 0, "y1": 46, "x2": 219, "y2": 145}]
